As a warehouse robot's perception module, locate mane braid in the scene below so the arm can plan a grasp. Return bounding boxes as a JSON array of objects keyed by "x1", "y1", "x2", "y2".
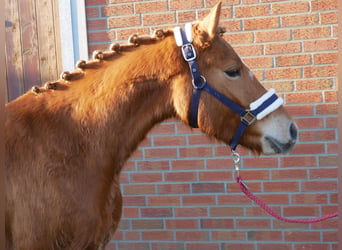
[{"x1": 31, "y1": 29, "x2": 172, "y2": 95}]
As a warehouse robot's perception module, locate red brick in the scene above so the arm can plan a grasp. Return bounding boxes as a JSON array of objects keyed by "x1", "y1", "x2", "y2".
[
  {"x1": 275, "y1": 54, "x2": 311, "y2": 67},
  {"x1": 176, "y1": 231, "x2": 209, "y2": 241},
  {"x1": 135, "y1": 1, "x2": 167, "y2": 13},
  {"x1": 201, "y1": 218, "x2": 234, "y2": 229},
  {"x1": 199, "y1": 171, "x2": 231, "y2": 181},
  {"x1": 123, "y1": 184, "x2": 155, "y2": 195},
  {"x1": 273, "y1": 2, "x2": 309, "y2": 14},
  {"x1": 122, "y1": 196, "x2": 146, "y2": 206},
  {"x1": 279, "y1": 157, "x2": 316, "y2": 168},
  {"x1": 131, "y1": 172, "x2": 162, "y2": 183},
  {"x1": 247, "y1": 231, "x2": 282, "y2": 241},
  {"x1": 102, "y1": 4, "x2": 133, "y2": 17},
  {"x1": 266, "y1": 68, "x2": 301, "y2": 81},
  {"x1": 148, "y1": 196, "x2": 180, "y2": 206},
  {"x1": 296, "y1": 79, "x2": 332, "y2": 91},
  {"x1": 211, "y1": 231, "x2": 245, "y2": 241},
  {"x1": 141, "y1": 230, "x2": 174, "y2": 241},
  {"x1": 234, "y1": 5, "x2": 270, "y2": 17},
  {"x1": 174, "y1": 207, "x2": 208, "y2": 217},
  {"x1": 117, "y1": 242, "x2": 150, "y2": 250},
  {"x1": 271, "y1": 169, "x2": 308, "y2": 180},
  {"x1": 179, "y1": 147, "x2": 213, "y2": 158},
  {"x1": 327, "y1": 142, "x2": 338, "y2": 153},
  {"x1": 218, "y1": 194, "x2": 251, "y2": 205},
  {"x1": 285, "y1": 105, "x2": 314, "y2": 116},
  {"x1": 227, "y1": 181, "x2": 262, "y2": 193},
  {"x1": 171, "y1": 159, "x2": 204, "y2": 170},
  {"x1": 291, "y1": 193, "x2": 328, "y2": 204},
  {"x1": 187, "y1": 134, "x2": 212, "y2": 145},
  {"x1": 123, "y1": 207, "x2": 139, "y2": 217},
  {"x1": 265, "y1": 42, "x2": 301, "y2": 55},
  {"x1": 88, "y1": 31, "x2": 112, "y2": 43},
  {"x1": 220, "y1": 20, "x2": 242, "y2": 32},
  {"x1": 309, "y1": 168, "x2": 338, "y2": 179},
  {"x1": 164, "y1": 172, "x2": 197, "y2": 182},
  {"x1": 303, "y1": 39, "x2": 337, "y2": 52},
  {"x1": 115, "y1": 28, "x2": 150, "y2": 40},
  {"x1": 151, "y1": 242, "x2": 184, "y2": 250},
  {"x1": 108, "y1": 16, "x2": 140, "y2": 28},
  {"x1": 177, "y1": 11, "x2": 196, "y2": 23},
  {"x1": 236, "y1": 219, "x2": 271, "y2": 228},
  {"x1": 223, "y1": 32, "x2": 253, "y2": 45},
  {"x1": 144, "y1": 147, "x2": 177, "y2": 159},
  {"x1": 255, "y1": 29, "x2": 291, "y2": 42},
  {"x1": 192, "y1": 183, "x2": 225, "y2": 193},
  {"x1": 243, "y1": 57, "x2": 273, "y2": 68},
  {"x1": 301, "y1": 180, "x2": 337, "y2": 192},
  {"x1": 293, "y1": 27, "x2": 331, "y2": 40},
  {"x1": 283, "y1": 206, "x2": 320, "y2": 217},
  {"x1": 142, "y1": 13, "x2": 175, "y2": 26},
  {"x1": 311, "y1": 0, "x2": 338, "y2": 11},
  {"x1": 86, "y1": 7, "x2": 100, "y2": 18},
  {"x1": 137, "y1": 160, "x2": 169, "y2": 171},
  {"x1": 290, "y1": 143, "x2": 325, "y2": 155},
  {"x1": 246, "y1": 206, "x2": 281, "y2": 216},
  {"x1": 157, "y1": 183, "x2": 190, "y2": 194},
  {"x1": 132, "y1": 219, "x2": 164, "y2": 229},
  {"x1": 285, "y1": 231, "x2": 321, "y2": 241},
  {"x1": 285, "y1": 92, "x2": 322, "y2": 104},
  {"x1": 141, "y1": 208, "x2": 173, "y2": 217},
  {"x1": 320, "y1": 11, "x2": 338, "y2": 24},
  {"x1": 209, "y1": 206, "x2": 244, "y2": 217},
  {"x1": 186, "y1": 243, "x2": 220, "y2": 250},
  {"x1": 304, "y1": 65, "x2": 337, "y2": 78},
  {"x1": 234, "y1": 45, "x2": 263, "y2": 56},
  {"x1": 294, "y1": 244, "x2": 331, "y2": 250},
  {"x1": 165, "y1": 219, "x2": 198, "y2": 229},
  {"x1": 244, "y1": 17, "x2": 279, "y2": 30},
  {"x1": 263, "y1": 81, "x2": 294, "y2": 92},
  {"x1": 324, "y1": 91, "x2": 337, "y2": 102},
  {"x1": 263, "y1": 181, "x2": 299, "y2": 192},
  {"x1": 293, "y1": 117, "x2": 324, "y2": 129},
  {"x1": 86, "y1": 0, "x2": 107, "y2": 6},
  {"x1": 222, "y1": 243, "x2": 255, "y2": 250},
  {"x1": 182, "y1": 195, "x2": 216, "y2": 206},
  {"x1": 153, "y1": 135, "x2": 186, "y2": 147},
  {"x1": 299, "y1": 130, "x2": 336, "y2": 142},
  {"x1": 87, "y1": 19, "x2": 107, "y2": 30},
  {"x1": 318, "y1": 155, "x2": 338, "y2": 166},
  {"x1": 281, "y1": 14, "x2": 319, "y2": 27},
  {"x1": 316, "y1": 103, "x2": 338, "y2": 115},
  {"x1": 257, "y1": 244, "x2": 292, "y2": 250},
  {"x1": 170, "y1": 0, "x2": 203, "y2": 10}
]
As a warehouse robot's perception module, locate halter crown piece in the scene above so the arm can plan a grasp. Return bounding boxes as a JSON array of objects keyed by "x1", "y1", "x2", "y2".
[{"x1": 173, "y1": 23, "x2": 284, "y2": 151}]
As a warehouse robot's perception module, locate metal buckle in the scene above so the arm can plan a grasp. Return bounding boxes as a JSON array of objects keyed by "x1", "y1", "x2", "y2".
[
  {"x1": 241, "y1": 110, "x2": 256, "y2": 125},
  {"x1": 192, "y1": 75, "x2": 207, "y2": 89},
  {"x1": 181, "y1": 43, "x2": 197, "y2": 62}
]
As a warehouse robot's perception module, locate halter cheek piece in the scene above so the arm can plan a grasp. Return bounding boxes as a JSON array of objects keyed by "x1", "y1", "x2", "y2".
[{"x1": 174, "y1": 23, "x2": 284, "y2": 151}]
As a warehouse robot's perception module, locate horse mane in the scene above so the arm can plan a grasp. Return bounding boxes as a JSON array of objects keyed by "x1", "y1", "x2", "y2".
[{"x1": 31, "y1": 29, "x2": 173, "y2": 95}]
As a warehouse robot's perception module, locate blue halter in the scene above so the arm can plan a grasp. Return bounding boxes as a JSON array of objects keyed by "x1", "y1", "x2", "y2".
[{"x1": 174, "y1": 24, "x2": 283, "y2": 151}]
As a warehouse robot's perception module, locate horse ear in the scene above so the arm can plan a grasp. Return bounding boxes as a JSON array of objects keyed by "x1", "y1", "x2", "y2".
[{"x1": 198, "y1": 1, "x2": 222, "y2": 41}]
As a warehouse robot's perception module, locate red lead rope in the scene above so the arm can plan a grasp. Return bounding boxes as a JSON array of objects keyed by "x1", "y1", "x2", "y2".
[{"x1": 236, "y1": 176, "x2": 338, "y2": 223}]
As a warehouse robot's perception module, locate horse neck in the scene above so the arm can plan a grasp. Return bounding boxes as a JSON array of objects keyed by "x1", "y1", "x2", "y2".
[{"x1": 67, "y1": 36, "x2": 181, "y2": 172}]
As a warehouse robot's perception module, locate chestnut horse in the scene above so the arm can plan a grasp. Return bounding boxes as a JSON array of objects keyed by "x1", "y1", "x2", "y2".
[{"x1": 5, "y1": 2, "x2": 297, "y2": 249}]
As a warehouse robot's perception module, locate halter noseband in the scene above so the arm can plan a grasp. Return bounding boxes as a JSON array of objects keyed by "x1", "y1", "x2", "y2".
[{"x1": 174, "y1": 23, "x2": 284, "y2": 151}]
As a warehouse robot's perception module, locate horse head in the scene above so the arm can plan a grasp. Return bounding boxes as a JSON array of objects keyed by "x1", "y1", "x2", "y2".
[{"x1": 171, "y1": 2, "x2": 297, "y2": 155}]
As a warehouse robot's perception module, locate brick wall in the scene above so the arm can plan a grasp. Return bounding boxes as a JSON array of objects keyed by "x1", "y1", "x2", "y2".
[{"x1": 85, "y1": 0, "x2": 338, "y2": 249}]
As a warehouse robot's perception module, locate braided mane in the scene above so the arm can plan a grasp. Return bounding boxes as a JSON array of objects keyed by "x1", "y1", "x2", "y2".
[{"x1": 31, "y1": 29, "x2": 173, "y2": 94}]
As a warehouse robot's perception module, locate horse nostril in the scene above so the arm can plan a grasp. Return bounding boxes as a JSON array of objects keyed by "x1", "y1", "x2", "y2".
[{"x1": 289, "y1": 122, "x2": 298, "y2": 141}]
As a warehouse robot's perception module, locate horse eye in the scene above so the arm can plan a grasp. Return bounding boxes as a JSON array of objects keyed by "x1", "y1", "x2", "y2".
[{"x1": 224, "y1": 69, "x2": 241, "y2": 79}]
